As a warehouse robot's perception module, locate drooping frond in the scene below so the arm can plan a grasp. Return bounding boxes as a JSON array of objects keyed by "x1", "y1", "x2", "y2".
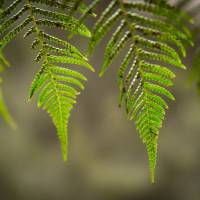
[
  {"x1": 89, "y1": 0, "x2": 193, "y2": 183},
  {"x1": 0, "y1": 0, "x2": 93, "y2": 160}
]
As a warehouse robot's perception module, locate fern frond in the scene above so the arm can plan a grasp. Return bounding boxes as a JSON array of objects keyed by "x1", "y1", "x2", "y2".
[
  {"x1": 89, "y1": 0, "x2": 192, "y2": 183},
  {"x1": 0, "y1": 0, "x2": 93, "y2": 160}
]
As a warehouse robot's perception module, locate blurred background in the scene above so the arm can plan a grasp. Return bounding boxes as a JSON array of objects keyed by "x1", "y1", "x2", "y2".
[{"x1": 0, "y1": 0, "x2": 200, "y2": 199}]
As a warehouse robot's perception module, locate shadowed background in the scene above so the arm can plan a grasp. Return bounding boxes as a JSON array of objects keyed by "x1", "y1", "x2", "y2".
[{"x1": 0, "y1": 0, "x2": 200, "y2": 199}]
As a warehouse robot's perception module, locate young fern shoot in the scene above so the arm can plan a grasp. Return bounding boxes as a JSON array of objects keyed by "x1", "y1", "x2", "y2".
[
  {"x1": 0, "y1": 0, "x2": 94, "y2": 160},
  {"x1": 89, "y1": 0, "x2": 193, "y2": 183}
]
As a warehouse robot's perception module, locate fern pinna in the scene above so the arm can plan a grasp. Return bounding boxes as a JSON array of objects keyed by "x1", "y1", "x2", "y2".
[
  {"x1": 89, "y1": 0, "x2": 193, "y2": 182},
  {"x1": 0, "y1": 0, "x2": 94, "y2": 160}
]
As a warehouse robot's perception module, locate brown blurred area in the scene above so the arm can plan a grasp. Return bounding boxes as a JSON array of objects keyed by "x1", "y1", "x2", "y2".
[{"x1": 0, "y1": 0, "x2": 200, "y2": 199}]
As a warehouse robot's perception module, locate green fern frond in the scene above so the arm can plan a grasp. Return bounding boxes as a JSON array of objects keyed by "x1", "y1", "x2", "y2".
[
  {"x1": 89, "y1": 0, "x2": 192, "y2": 183},
  {"x1": 0, "y1": 0, "x2": 93, "y2": 160}
]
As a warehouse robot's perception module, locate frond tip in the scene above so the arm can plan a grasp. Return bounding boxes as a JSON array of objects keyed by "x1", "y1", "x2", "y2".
[
  {"x1": 29, "y1": 52, "x2": 93, "y2": 161},
  {"x1": 146, "y1": 137, "x2": 157, "y2": 183},
  {"x1": 90, "y1": 0, "x2": 193, "y2": 182}
]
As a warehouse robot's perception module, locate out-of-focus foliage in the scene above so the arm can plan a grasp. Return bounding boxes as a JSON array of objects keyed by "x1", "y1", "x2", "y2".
[
  {"x1": 0, "y1": 1, "x2": 16, "y2": 129},
  {"x1": 176, "y1": 0, "x2": 200, "y2": 92},
  {"x1": 0, "y1": 51, "x2": 16, "y2": 129}
]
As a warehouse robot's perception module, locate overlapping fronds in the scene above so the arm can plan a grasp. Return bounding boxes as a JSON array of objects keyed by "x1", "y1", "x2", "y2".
[
  {"x1": 0, "y1": 0, "x2": 94, "y2": 160},
  {"x1": 89, "y1": 0, "x2": 193, "y2": 182}
]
